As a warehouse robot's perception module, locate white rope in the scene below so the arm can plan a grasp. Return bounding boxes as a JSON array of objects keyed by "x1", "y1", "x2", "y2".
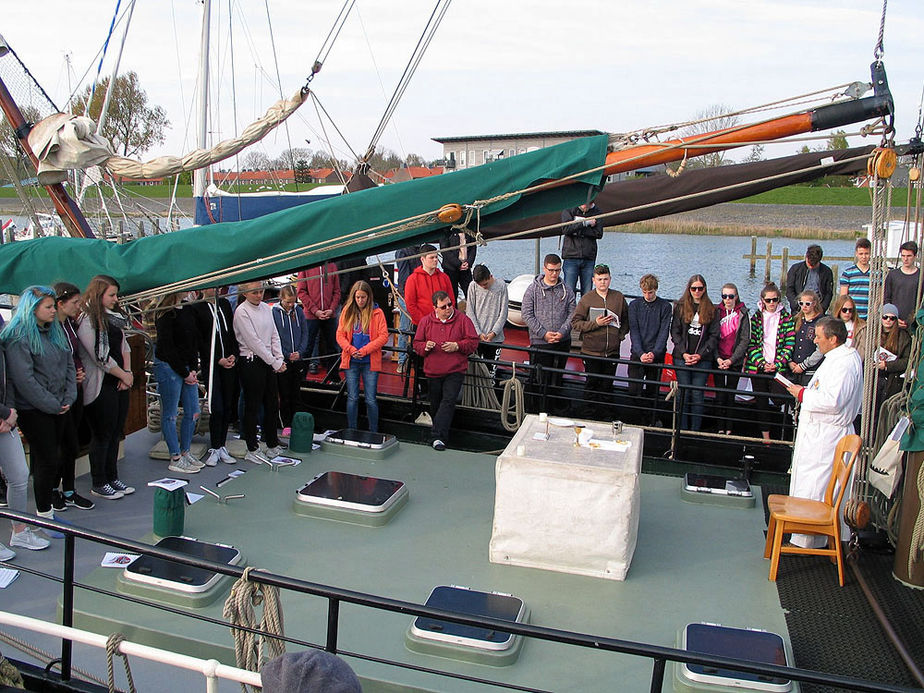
[
  {"x1": 222, "y1": 567, "x2": 285, "y2": 691},
  {"x1": 499, "y1": 363, "x2": 525, "y2": 433}
]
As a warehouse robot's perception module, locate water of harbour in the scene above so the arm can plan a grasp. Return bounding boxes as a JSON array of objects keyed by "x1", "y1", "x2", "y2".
[{"x1": 383, "y1": 233, "x2": 861, "y2": 305}]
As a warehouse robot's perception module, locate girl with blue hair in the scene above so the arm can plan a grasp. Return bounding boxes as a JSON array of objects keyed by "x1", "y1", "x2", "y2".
[{"x1": 2, "y1": 285, "x2": 77, "y2": 542}]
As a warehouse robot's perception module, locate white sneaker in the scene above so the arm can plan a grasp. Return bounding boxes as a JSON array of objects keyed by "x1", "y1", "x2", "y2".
[
  {"x1": 217, "y1": 447, "x2": 237, "y2": 464},
  {"x1": 264, "y1": 445, "x2": 286, "y2": 459},
  {"x1": 10, "y1": 528, "x2": 50, "y2": 551},
  {"x1": 244, "y1": 450, "x2": 271, "y2": 465},
  {"x1": 203, "y1": 449, "x2": 221, "y2": 467},
  {"x1": 181, "y1": 452, "x2": 205, "y2": 469},
  {"x1": 167, "y1": 457, "x2": 200, "y2": 474},
  {"x1": 0, "y1": 543, "x2": 14, "y2": 561}
]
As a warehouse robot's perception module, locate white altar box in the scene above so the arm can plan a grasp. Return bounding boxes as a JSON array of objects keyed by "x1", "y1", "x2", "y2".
[{"x1": 489, "y1": 414, "x2": 643, "y2": 581}]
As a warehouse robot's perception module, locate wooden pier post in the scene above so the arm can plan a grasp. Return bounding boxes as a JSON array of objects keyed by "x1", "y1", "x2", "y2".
[
  {"x1": 780, "y1": 247, "x2": 789, "y2": 290},
  {"x1": 764, "y1": 242, "x2": 772, "y2": 283},
  {"x1": 749, "y1": 237, "x2": 757, "y2": 276}
]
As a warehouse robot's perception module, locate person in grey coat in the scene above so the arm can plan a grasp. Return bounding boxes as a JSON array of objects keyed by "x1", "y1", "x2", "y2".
[{"x1": 521, "y1": 253, "x2": 576, "y2": 412}]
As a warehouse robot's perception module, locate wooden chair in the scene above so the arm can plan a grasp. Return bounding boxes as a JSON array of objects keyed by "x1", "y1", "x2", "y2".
[{"x1": 763, "y1": 433, "x2": 862, "y2": 587}]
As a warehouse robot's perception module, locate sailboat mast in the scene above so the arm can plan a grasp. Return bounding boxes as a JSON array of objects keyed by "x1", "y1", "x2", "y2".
[
  {"x1": 0, "y1": 73, "x2": 94, "y2": 238},
  {"x1": 193, "y1": 0, "x2": 212, "y2": 200}
]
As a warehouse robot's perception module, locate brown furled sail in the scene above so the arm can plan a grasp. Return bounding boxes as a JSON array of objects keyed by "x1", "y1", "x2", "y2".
[{"x1": 479, "y1": 145, "x2": 877, "y2": 240}]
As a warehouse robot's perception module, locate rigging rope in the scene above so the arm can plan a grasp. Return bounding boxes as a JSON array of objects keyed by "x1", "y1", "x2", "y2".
[
  {"x1": 361, "y1": 0, "x2": 453, "y2": 165},
  {"x1": 306, "y1": 0, "x2": 357, "y2": 89},
  {"x1": 222, "y1": 567, "x2": 285, "y2": 691},
  {"x1": 874, "y1": 0, "x2": 888, "y2": 61},
  {"x1": 87, "y1": 0, "x2": 124, "y2": 111}
]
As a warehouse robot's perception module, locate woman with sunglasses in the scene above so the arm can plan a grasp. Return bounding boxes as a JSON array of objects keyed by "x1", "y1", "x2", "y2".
[
  {"x1": 856, "y1": 303, "x2": 911, "y2": 408},
  {"x1": 831, "y1": 294, "x2": 864, "y2": 347},
  {"x1": 670, "y1": 275, "x2": 719, "y2": 431},
  {"x1": 787, "y1": 290, "x2": 824, "y2": 386},
  {"x1": 714, "y1": 283, "x2": 749, "y2": 435},
  {"x1": 744, "y1": 282, "x2": 795, "y2": 443}
]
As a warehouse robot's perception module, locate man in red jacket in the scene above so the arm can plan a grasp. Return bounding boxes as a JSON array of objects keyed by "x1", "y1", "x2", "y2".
[
  {"x1": 413, "y1": 291, "x2": 479, "y2": 451},
  {"x1": 297, "y1": 262, "x2": 342, "y2": 382},
  {"x1": 404, "y1": 245, "x2": 454, "y2": 326}
]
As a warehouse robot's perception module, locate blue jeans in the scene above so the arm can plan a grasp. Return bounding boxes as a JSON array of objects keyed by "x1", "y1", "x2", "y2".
[
  {"x1": 674, "y1": 361, "x2": 709, "y2": 431},
  {"x1": 155, "y1": 358, "x2": 200, "y2": 456},
  {"x1": 344, "y1": 361, "x2": 379, "y2": 432},
  {"x1": 397, "y1": 297, "x2": 412, "y2": 366},
  {"x1": 563, "y1": 258, "x2": 594, "y2": 297}
]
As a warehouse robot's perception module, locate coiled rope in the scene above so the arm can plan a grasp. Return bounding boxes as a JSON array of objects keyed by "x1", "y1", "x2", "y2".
[
  {"x1": 105, "y1": 633, "x2": 136, "y2": 693},
  {"x1": 500, "y1": 363, "x2": 525, "y2": 433},
  {"x1": 222, "y1": 567, "x2": 285, "y2": 692}
]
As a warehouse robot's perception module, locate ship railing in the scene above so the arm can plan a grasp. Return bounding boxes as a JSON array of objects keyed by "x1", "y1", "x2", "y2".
[
  {"x1": 384, "y1": 338, "x2": 797, "y2": 458},
  {"x1": 0, "y1": 509, "x2": 915, "y2": 693},
  {"x1": 0, "y1": 609, "x2": 262, "y2": 692}
]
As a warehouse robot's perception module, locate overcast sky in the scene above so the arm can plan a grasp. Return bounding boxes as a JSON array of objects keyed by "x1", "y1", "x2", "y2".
[{"x1": 2, "y1": 0, "x2": 922, "y2": 168}]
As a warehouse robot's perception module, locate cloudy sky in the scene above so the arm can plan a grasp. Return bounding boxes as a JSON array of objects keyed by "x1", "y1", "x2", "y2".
[{"x1": 2, "y1": 0, "x2": 921, "y2": 167}]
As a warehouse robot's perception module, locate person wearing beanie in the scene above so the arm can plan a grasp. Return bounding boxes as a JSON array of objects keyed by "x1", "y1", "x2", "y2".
[{"x1": 261, "y1": 650, "x2": 362, "y2": 692}]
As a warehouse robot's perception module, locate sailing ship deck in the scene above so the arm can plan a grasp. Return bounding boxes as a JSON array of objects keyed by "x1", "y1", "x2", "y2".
[{"x1": 20, "y1": 427, "x2": 792, "y2": 692}]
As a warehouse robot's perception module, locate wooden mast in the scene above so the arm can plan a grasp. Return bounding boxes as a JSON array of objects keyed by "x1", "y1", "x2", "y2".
[{"x1": 0, "y1": 74, "x2": 95, "y2": 239}]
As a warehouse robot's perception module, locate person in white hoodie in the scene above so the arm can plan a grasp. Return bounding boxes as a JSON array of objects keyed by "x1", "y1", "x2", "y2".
[
  {"x1": 466, "y1": 264, "x2": 508, "y2": 370},
  {"x1": 234, "y1": 282, "x2": 287, "y2": 464}
]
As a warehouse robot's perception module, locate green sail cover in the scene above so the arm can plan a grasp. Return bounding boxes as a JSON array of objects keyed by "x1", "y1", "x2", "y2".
[{"x1": 0, "y1": 135, "x2": 608, "y2": 296}]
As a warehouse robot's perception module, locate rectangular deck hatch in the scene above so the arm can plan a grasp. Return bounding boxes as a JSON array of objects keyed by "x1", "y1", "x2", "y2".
[
  {"x1": 296, "y1": 471, "x2": 406, "y2": 513},
  {"x1": 410, "y1": 585, "x2": 525, "y2": 651},
  {"x1": 325, "y1": 428, "x2": 395, "y2": 450},
  {"x1": 683, "y1": 473, "x2": 753, "y2": 497},
  {"x1": 679, "y1": 623, "x2": 792, "y2": 692},
  {"x1": 123, "y1": 536, "x2": 241, "y2": 594}
]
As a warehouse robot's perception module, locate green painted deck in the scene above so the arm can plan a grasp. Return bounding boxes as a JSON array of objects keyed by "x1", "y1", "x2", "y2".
[{"x1": 71, "y1": 436, "x2": 789, "y2": 692}]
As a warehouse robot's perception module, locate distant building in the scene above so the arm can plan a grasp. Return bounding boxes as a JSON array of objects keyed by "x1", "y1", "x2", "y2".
[{"x1": 432, "y1": 130, "x2": 605, "y2": 171}]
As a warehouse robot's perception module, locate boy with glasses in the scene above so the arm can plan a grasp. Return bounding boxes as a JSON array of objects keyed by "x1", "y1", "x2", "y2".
[
  {"x1": 521, "y1": 254, "x2": 576, "y2": 412},
  {"x1": 413, "y1": 291, "x2": 479, "y2": 451}
]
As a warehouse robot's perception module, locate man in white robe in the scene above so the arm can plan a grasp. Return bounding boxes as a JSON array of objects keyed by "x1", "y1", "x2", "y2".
[{"x1": 784, "y1": 317, "x2": 863, "y2": 548}]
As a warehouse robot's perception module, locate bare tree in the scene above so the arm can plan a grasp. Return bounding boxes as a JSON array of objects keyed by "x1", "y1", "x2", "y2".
[
  {"x1": 677, "y1": 104, "x2": 741, "y2": 168},
  {"x1": 742, "y1": 144, "x2": 765, "y2": 163},
  {"x1": 71, "y1": 72, "x2": 169, "y2": 158},
  {"x1": 242, "y1": 151, "x2": 270, "y2": 171}
]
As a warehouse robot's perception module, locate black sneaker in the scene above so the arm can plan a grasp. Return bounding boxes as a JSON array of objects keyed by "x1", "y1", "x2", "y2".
[
  {"x1": 0, "y1": 477, "x2": 7, "y2": 508},
  {"x1": 51, "y1": 490, "x2": 67, "y2": 512},
  {"x1": 64, "y1": 492, "x2": 95, "y2": 510}
]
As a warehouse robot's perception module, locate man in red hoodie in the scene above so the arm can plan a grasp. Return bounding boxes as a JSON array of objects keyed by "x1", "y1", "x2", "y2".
[
  {"x1": 297, "y1": 261, "x2": 342, "y2": 382},
  {"x1": 404, "y1": 245, "x2": 454, "y2": 326},
  {"x1": 413, "y1": 291, "x2": 479, "y2": 451}
]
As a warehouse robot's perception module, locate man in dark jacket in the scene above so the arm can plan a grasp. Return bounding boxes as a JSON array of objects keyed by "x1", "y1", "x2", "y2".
[
  {"x1": 561, "y1": 201, "x2": 604, "y2": 297},
  {"x1": 785, "y1": 244, "x2": 834, "y2": 313},
  {"x1": 413, "y1": 291, "x2": 479, "y2": 451},
  {"x1": 439, "y1": 229, "x2": 477, "y2": 301},
  {"x1": 394, "y1": 245, "x2": 418, "y2": 373},
  {"x1": 627, "y1": 274, "x2": 672, "y2": 423}
]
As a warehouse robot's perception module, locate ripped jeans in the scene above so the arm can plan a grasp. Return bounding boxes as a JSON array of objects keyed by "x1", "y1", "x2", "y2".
[{"x1": 155, "y1": 358, "x2": 200, "y2": 456}]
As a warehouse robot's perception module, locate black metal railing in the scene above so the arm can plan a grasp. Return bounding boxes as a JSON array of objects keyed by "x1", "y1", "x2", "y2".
[
  {"x1": 1, "y1": 511, "x2": 915, "y2": 693},
  {"x1": 330, "y1": 333, "x2": 798, "y2": 458}
]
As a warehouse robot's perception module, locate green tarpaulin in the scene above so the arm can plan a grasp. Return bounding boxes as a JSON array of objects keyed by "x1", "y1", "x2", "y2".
[{"x1": 0, "y1": 135, "x2": 608, "y2": 296}]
